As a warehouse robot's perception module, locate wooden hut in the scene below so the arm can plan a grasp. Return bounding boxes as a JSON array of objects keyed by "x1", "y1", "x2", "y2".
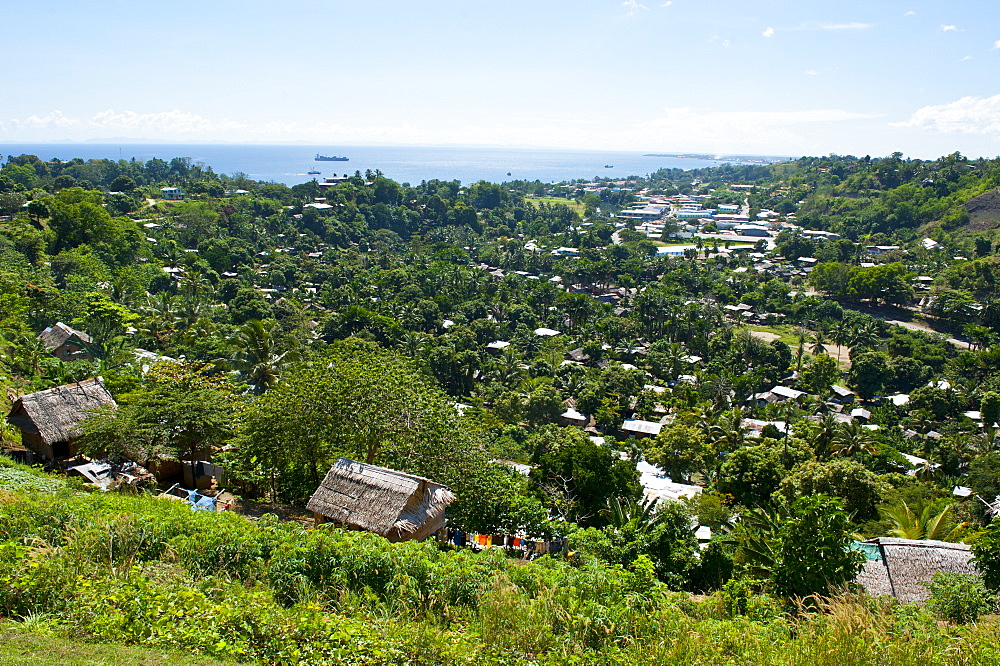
[
  {"x1": 38, "y1": 322, "x2": 93, "y2": 362},
  {"x1": 855, "y1": 537, "x2": 978, "y2": 603},
  {"x1": 5, "y1": 378, "x2": 116, "y2": 460},
  {"x1": 306, "y1": 458, "x2": 455, "y2": 542}
]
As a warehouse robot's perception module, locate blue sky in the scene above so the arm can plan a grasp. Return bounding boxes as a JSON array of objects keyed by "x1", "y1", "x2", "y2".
[{"x1": 4, "y1": 0, "x2": 1000, "y2": 159}]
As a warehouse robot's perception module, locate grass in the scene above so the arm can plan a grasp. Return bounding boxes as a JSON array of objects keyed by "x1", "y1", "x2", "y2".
[
  {"x1": 746, "y1": 324, "x2": 853, "y2": 369},
  {"x1": 523, "y1": 195, "x2": 585, "y2": 215},
  {"x1": 746, "y1": 324, "x2": 804, "y2": 347},
  {"x1": 0, "y1": 457, "x2": 70, "y2": 493},
  {"x1": 0, "y1": 621, "x2": 236, "y2": 666}
]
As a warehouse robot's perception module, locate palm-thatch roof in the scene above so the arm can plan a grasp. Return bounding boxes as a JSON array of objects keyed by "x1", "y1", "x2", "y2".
[
  {"x1": 6, "y1": 378, "x2": 116, "y2": 449},
  {"x1": 38, "y1": 322, "x2": 92, "y2": 351},
  {"x1": 306, "y1": 458, "x2": 455, "y2": 542},
  {"x1": 855, "y1": 537, "x2": 978, "y2": 603}
]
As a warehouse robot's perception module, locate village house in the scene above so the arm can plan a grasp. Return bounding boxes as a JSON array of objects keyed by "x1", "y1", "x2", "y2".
[
  {"x1": 306, "y1": 458, "x2": 455, "y2": 542},
  {"x1": 6, "y1": 378, "x2": 116, "y2": 461},
  {"x1": 38, "y1": 322, "x2": 92, "y2": 362},
  {"x1": 160, "y1": 186, "x2": 184, "y2": 200},
  {"x1": 855, "y1": 537, "x2": 978, "y2": 603}
]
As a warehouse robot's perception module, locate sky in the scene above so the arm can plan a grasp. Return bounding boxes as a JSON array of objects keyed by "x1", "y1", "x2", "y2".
[{"x1": 4, "y1": 0, "x2": 1000, "y2": 159}]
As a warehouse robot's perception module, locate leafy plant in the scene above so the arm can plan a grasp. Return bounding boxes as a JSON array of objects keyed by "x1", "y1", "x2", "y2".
[{"x1": 923, "y1": 572, "x2": 998, "y2": 624}]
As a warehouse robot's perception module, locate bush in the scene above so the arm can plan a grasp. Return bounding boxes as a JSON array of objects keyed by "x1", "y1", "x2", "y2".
[{"x1": 923, "y1": 572, "x2": 998, "y2": 624}]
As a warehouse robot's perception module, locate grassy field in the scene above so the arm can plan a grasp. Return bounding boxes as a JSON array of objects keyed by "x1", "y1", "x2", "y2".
[
  {"x1": 747, "y1": 324, "x2": 852, "y2": 368},
  {"x1": 523, "y1": 195, "x2": 585, "y2": 215},
  {"x1": 0, "y1": 621, "x2": 234, "y2": 666}
]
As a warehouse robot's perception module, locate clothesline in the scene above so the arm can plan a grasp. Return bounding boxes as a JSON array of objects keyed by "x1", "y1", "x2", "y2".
[{"x1": 439, "y1": 528, "x2": 570, "y2": 560}]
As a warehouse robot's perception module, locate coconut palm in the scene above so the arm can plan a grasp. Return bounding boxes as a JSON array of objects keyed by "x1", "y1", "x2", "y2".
[
  {"x1": 229, "y1": 319, "x2": 299, "y2": 394},
  {"x1": 831, "y1": 318, "x2": 852, "y2": 364},
  {"x1": 882, "y1": 501, "x2": 967, "y2": 542},
  {"x1": 604, "y1": 495, "x2": 668, "y2": 532},
  {"x1": 807, "y1": 413, "x2": 841, "y2": 461},
  {"x1": 830, "y1": 421, "x2": 878, "y2": 458},
  {"x1": 810, "y1": 328, "x2": 828, "y2": 356},
  {"x1": 851, "y1": 320, "x2": 882, "y2": 351}
]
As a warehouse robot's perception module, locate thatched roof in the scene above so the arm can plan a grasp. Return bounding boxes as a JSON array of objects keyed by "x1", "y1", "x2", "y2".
[
  {"x1": 6, "y1": 378, "x2": 116, "y2": 447},
  {"x1": 855, "y1": 537, "x2": 978, "y2": 603},
  {"x1": 306, "y1": 458, "x2": 455, "y2": 542},
  {"x1": 38, "y1": 322, "x2": 92, "y2": 350}
]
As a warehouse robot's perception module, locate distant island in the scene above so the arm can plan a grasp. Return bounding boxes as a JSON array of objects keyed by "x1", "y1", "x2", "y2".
[{"x1": 644, "y1": 153, "x2": 791, "y2": 165}]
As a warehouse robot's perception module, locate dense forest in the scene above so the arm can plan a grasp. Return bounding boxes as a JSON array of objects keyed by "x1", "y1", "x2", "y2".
[{"x1": 2, "y1": 149, "x2": 1000, "y2": 663}]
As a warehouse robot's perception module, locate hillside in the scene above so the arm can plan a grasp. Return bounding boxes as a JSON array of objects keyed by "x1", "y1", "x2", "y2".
[
  {"x1": 3, "y1": 150, "x2": 1000, "y2": 663},
  {"x1": 1, "y1": 467, "x2": 999, "y2": 665},
  {"x1": 964, "y1": 187, "x2": 1000, "y2": 232}
]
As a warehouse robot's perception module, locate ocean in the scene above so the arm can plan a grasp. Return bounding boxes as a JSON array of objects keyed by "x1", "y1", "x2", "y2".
[{"x1": 0, "y1": 143, "x2": 777, "y2": 187}]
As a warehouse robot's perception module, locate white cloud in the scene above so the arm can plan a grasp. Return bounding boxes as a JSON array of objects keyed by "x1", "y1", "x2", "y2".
[
  {"x1": 961, "y1": 55, "x2": 973, "y2": 61},
  {"x1": 5, "y1": 109, "x2": 248, "y2": 136},
  {"x1": 762, "y1": 27, "x2": 775, "y2": 38},
  {"x1": 903, "y1": 11, "x2": 916, "y2": 17},
  {"x1": 0, "y1": 105, "x2": 887, "y2": 154},
  {"x1": 709, "y1": 35, "x2": 730, "y2": 47},
  {"x1": 661, "y1": 1, "x2": 672, "y2": 6},
  {"x1": 892, "y1": 95, "x2": 1000, "y2": 135},
  {"x1": 820, "y1": 23, "x2": 874, "y2": 30},
  {"x1": 622, "y1": 0, "x2": 648, "y2": 16},
  {"x1": 941, "y1": 25, "x2": 957, "y2": 32},
  {"x1": 805, "y1": 70, "x2": 819, "y2": 76},
  {"x1": 993, "y1": 40, "x2": 1000, "y2": 49},
  {"x1": 630, "y1": 107, "x2": 883, "y2": 153}
]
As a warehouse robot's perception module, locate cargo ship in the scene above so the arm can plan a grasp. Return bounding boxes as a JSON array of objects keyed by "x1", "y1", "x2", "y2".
[{"x1": 315, "y1": 154, "x2": 349, "y2": 161}]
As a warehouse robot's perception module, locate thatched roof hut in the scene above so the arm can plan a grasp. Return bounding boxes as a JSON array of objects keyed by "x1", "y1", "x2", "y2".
[
  {"x1": 855, "y1": 537, "x2": 978, "y2": 603},
  {"x1": 6, "y1": 378, "x2": 115, "y2": 460},
  {"x1": 38, "y1": 322, "x2": 93, "y2": 361},
  {"x1": 306, "y1": 458, "x2": 455, "y2": 542}
]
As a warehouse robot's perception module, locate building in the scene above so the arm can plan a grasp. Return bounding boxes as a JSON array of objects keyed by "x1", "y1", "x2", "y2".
[
  {"x1": 855, "y1": 537, "x2": 978, "y2": 603},
  {"x1": 38, "y1": 322, "x2": 92, "y2": 362},
  {"x1": 6, "y1": 378, "x2": 116, "y2": 460},
  {"x1": 160, "y1": 187, "x2": 184, "y2": 200},
  {"x1": 617, "y1": 207, "x2": 665, "y2": 221},
  {"x1": 734, "y1": 224, "x2": 772, "y2": 237},
  {"x1": 560, "y1": 407, "x2": 588, "y2": 428},
  {"x1": 306, "y1": 458, "x2": 455, "y2": 542},
  {"x1": 621, "y1": 419, "x2": 663, "y2": 439}
]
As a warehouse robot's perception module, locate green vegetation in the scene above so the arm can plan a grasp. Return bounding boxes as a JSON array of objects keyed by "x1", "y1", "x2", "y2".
[
  {"x1": 3, "y1": 149, "x2": 1000, "y2": 661},
  {"x1": 0, "y1": 483, "x2": 998, "y2": 664}
]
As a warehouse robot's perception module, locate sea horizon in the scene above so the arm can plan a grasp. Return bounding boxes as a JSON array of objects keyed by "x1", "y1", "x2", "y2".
[{"x1": 0, "y1": 143, "x2": 789, "y2": 187}]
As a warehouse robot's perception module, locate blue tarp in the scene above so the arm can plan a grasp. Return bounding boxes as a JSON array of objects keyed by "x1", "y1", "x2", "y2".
[{"x1": 187, "y1": 489, "x2": 218, "y2": 512}]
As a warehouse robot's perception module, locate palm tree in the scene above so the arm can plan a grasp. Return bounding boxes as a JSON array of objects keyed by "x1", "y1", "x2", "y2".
[
  {"x1": 851, "y1": 320, "x2": 882, "y2": 352},
  {"x1": 399, "y1": 331, "x2": 427, "y2": 359},
  {"x1": 830, "y1": 421, "x2": 878, "y2": 457},
  {"x1": 882, "y1": 501, "x2": 967, "y2": 542},
  {"x1": 810, "y1": 328, "x2": 828, "y2": 356},
  {"x1": 229, "y1": 319, "x2": 299, "y2": 394},
  {"x1": 604, "y1": 496, "x2": 668, "y2": 532},
  {"x1": 795, "y1": 327, "x2": 808, "y2": 371},
  {"x1": 708, "y1": 407, "x2": 744, "y2": 452},
  {"x1": 831, "y1": 319, "x2": 851, "y2": 364},
  {"x1": 806, "y1": 413, "x2": 841, "y2": 461}
]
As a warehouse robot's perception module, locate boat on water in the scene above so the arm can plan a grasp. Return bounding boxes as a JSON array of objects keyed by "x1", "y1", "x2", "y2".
[
  {"x1": 307, "y1": 170, "x2": 321, "y2": 175},
  {"x1": 604, "y1": 165, "x2": 614, "y2": 168},
  {"x1": 315, "y1": 153, "x2": 349, "y2": 161}
]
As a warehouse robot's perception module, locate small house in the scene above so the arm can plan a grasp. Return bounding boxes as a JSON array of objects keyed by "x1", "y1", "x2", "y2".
[
  {"x1": 161, "y1": 187, "x2": 184, "y2": 200},
  {"x1": 830, "y1": 385, "x2": 856, "y2": 404},
  {"x1": 38, "y1": 322, "x2": 92, "y2": 362},
  {"x1": 855, "y1": 537, "x2": 978, "y2": 603},
  {"x1": 306, "y1": 458, "x2": 455, "y2": 542},
  {"x1": 560, "y1": 407, "x2": 588, "y2": 428},
  {"x1": 621, "y1": 419, "x2": 663, "y2": 439},
  {"x1": 6, "y1": 378, "x2": 116, "y2": 460}
]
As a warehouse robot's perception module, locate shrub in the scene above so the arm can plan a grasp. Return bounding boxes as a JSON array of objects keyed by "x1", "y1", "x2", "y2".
[{"x1": 923, "y1": 572, "x2": 998, "y2": 624}]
